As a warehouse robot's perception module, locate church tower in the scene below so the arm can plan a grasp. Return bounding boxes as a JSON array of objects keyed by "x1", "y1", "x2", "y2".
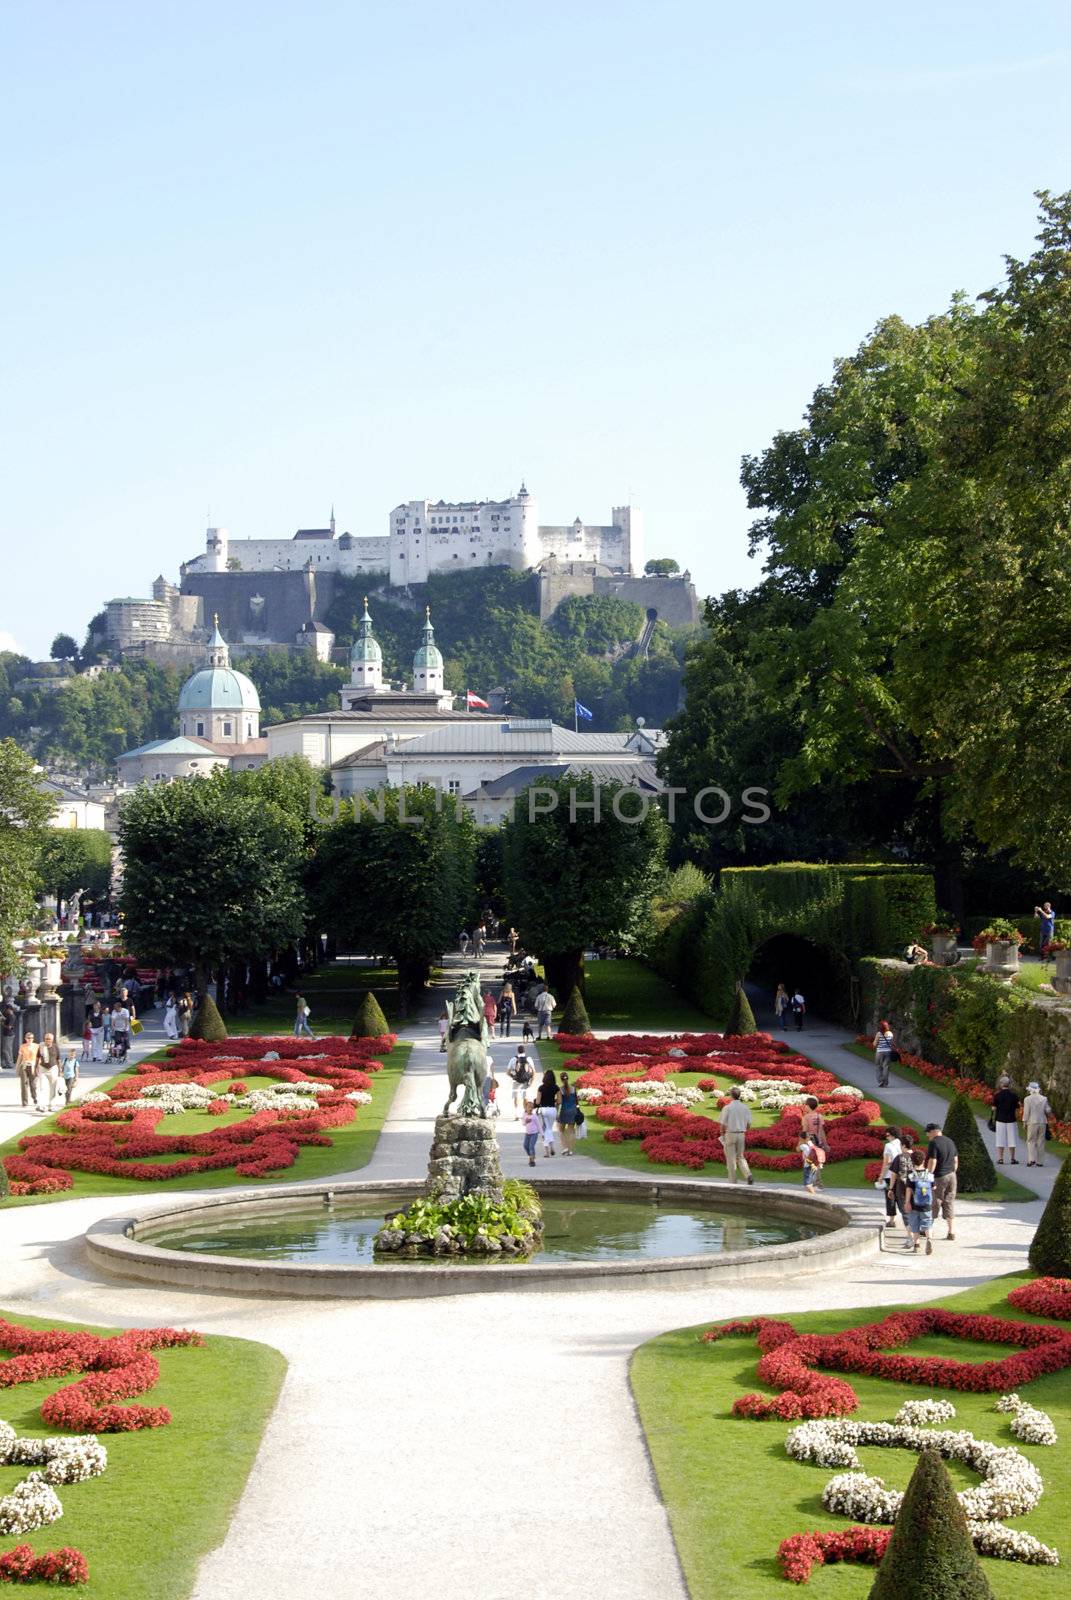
[
  {"x1": 349, "y1": 598, "x2": 384, "y2": 693},
  {"x1": 412, "y1": 606, "x2": 444, "y2": 696}
]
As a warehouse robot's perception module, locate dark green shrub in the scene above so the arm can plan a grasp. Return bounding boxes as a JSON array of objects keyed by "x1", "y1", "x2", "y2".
[
  {"x1": 189, "y1": 992, "x2": 227, "y2": 1042},
  {"x1": 559, "y1": 986, "x2": 592, "y2": 1034},
  {"x1": 1029, "y1": 1154, "x2": 1071, "y2": 1276},
  {"x1": 869, "y1": 1449, "x2": 994, "y2": 1600},
  {"x1": 725, "y1": 985, "x2": 757, "y2": 1036},
  {"x1": 350, "y1": 990, "x2": 390, "y2": 1039},
  {"x1": 942, "y1": 1093, "x2": 997, "y2": 1193}
]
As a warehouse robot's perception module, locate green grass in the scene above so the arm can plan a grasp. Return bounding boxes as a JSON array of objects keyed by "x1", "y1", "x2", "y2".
[
  {"x1": 580, "y1": 958, "x2": 718, "y2": 1030},
  {"x1": 538, "y1": 1041, "x2": 1034, "y2": 1199},
  {"x1": 0, "y1": 1306, "x2": 285, "y2": 1600},
  {"x1": 0, "y1": 1043, "x2": 411, "y2": 1208},
  {"x1": 227, "y1": 960, "x2": 405, "y2": 1034},
  {"x1": 630, "y1": 1273, "x2": 1070, "y2": 1600}
]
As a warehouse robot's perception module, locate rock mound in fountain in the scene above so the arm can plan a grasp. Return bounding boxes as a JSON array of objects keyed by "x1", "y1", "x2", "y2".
[{"x1": 426, "y1": 1114, "x2": 504, "y2": 1203}]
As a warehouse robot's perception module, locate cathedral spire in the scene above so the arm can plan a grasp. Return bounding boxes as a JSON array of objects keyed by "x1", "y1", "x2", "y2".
[{"x1": 207, "y1": 614, "x2": 230, "y2": 669}]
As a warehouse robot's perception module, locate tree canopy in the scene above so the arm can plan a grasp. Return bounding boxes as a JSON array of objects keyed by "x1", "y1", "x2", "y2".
[
  {"x1": 118, "y1": 774, "x2": 306, "y2": 981},
  {"x1": 35, "y1": 829, "x2": 112, "y2": 910},
  {"x1": 0, "y1": 741, "x2": 56, "y2": 969}
]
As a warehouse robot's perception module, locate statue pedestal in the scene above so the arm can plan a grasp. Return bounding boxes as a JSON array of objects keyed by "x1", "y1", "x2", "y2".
[{"x1": 426, "y1": 1114, "x2": 504, "y2": 1203}]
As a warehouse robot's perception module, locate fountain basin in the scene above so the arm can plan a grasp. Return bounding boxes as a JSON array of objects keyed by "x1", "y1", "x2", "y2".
[{"x1": 85, "y1": 1178, "x2": 879, "y2": 1298}]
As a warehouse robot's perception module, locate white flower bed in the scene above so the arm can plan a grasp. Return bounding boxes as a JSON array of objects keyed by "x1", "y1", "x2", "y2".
[
  {"x1": 623, "y1": 1082, "x2": 705, "y2": 1108},
  {"x1": 996, "y1": 1393, "x2": 1058, "y2": 1446},
  {"x1": 895, "y1": 1399, "x2": 957, "y2": 1426},
  {"x1": 0, "y1": 1420, "x2": 107, "y2": 1535},
  {"x1": 831, "y1": 1084, "x2": 864, "y2": 1099},
  {"x1": 788, "y1": 1412, "x2": 1058, "y2": 1566},
  {"x1": 139, "y1": 1083, "x2": 220, "y2": 1113},
  {"x1": 344, "y1": 1090, "x2": 372, "y2": 1105},
  {"x1": 577, "y1": 1088, "x2": 603, "y2": 1103}
]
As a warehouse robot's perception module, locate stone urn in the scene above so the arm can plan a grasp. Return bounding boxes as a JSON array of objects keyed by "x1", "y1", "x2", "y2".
[
  {"x1": 1053, "y1": 950, "x2": 1071, "y2": 995},
  {"x1": 22, "y1": 957, "x2": 43, "y2": 1001},
  {"x1": 983, "y1": 940, "x2": 1020, "y2": 980},
  {"x1": 930, "y1": 933, "x2": 958, "y2": 967},
  {"x1": 40, "y1": 957, "x2": 62, "y2": 998}
]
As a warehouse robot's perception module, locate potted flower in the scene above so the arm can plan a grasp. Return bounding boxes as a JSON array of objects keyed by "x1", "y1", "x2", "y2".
[
  {"x1": 922, "y1": 918, "x2": 960, "y2": 966},
  {"x1": 972, "y1": 919, "x2": 1024, "y2": 979},
  {"x1": 1049, "y1": 939, "x2": 1071, "y2": 994}
]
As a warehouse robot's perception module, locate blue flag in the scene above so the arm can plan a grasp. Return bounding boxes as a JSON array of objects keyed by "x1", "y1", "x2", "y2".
[{"x1": 574, "y1": 700, "x2": 594, "y2": 721}]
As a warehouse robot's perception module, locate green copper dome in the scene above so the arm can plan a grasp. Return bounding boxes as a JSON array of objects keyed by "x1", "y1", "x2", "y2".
[
  {"x1": 350, "y1": 599, "x2": 383, "y2": 666},
  {"x1": 413, "y1": 608, "x2": 442, "y2": 671}
]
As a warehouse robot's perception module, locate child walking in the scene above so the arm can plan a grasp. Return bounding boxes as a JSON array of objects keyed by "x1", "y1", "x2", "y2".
[
  {"x1": 522, "y1": 1101, "x2": 540, "y2": 1168},
  {"x1": 905, "y1": 1149, "x2": 935, "y2": 1255}
]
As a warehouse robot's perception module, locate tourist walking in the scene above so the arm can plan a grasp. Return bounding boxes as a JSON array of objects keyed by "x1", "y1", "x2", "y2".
[
  {"x1": 873, "y1": 1019, "x2": 896, "y2": 1088},
  {"x1": 459, "y1": 928, "x2": 470, "y2": 955},
  {"x1": 474, "y1": 924, "x2": 486, "y2": 960},
  {"x1": 177, "y1": 992, "x2": 192, "y2": 1038},
  {"x1": 924, "y1": 1119, "x2": 958, "y2": 1240},
  {"x1": 991, "y1": 1075, "x2": 1021, "y2": 1165},
  {"x1": 877, "y1": 1126, "x2": 903, "y2": 1228},
  {"x1": 904, "y1": 1150, "x2": 935, "y2": 1254},
  {"x1": 798, "y1": 1138, "x2": 824, "y2": 1193},
  {"x1": 498, "y1": 981, "x2": 516, "y2": 1038},
  {"x1": 110, "y1": 1003, "x2": 131, "y2": 1061},
  {"x1": 482, "y1": 990, "x2": 498, "y2": 1033},
  {"x1": 718, "y1": 1085, "x2": 753, "y2": 1184},
  {"x1": 791, "y1": 990, "x2": 806, "y2": 1031},
  {"x1": 438, "y1": 1005, "x2": 449, "y2": 1054},
  {"x1": 507, "y1": 926, "x2": 519, "y2": 956},
  {"x1": 482, "y1": 1059, "x2": 499, "y2": 1117},
  {"x1": 1035, "y1": 900, "x2": 1056, "y2": 956},
  {"x1": 534, "y1": 987, "x2": 555, "y2": 1040},
  {"x1": 0, "y1": 999, "x2": 17, "y2": 1071},
  {"x1": 1023, "y1": 1081, "x2": 1052, "y2": 1167},
  {"x1": 536, "y1": 1069, "x2": 558, "y2": 1156},
  {"x1": 557, "y1": 1072, "x2": 580, "y2": 1155},
  {"x1": 39, "y1": 1033, "x2": 62, "y2": 1111},
  {"x1": 61, "y1": 1046, "x2": 79, "y2": 1105},
  {"x1": 521, "y1": 1101, "x2": 540, "y2": 1166},
  {"x1": 507, "y1": 1044, "x2": 534, "y2": 1117},
  {"x1": 16, "y1": 1032, "x2": 41, "y2": 1110},
  {"x1": 163, "y1": 994, "x2": 179, "y2": 1039},
  {"x1": 888, "y1": 1136, "x2": 917, "y2": 1230},
  {"x1": 294, "y1": 994, "x2": 313, "y2": 1038},
  {"x1": 773, "y1": 983, "x2": 789, "y2": 1030},
  {"x1": 801, "y1": 1096, "x2": 829, "y2": 1155},
  {"x1": 87, "y1": 1001, "x2": 106, "y2": 1062}
]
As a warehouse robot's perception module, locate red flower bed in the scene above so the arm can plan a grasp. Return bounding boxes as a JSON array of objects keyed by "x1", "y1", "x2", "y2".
[
  {"x1": 2, "y1": 1035, "x2": 393, "y2": 1195},
  {"x1": 701, "y1": 1308, "x2": 1071, "y2": 1418},
  {"x1": 559, "y1": 1032, "x2": 890, "y2": 1175},
  {"x1": 853, "y1": 1036, "x2": 994, "y2": 1105},
  {"x1": 778, "y1": 1526, "x2": 891, "y2": 1584},
  {"x1": 0, "y1": 1319, "x2": 203, "y2": 1432},
  {"x1": 0, "y1": 1546, "x2": 89, "y2": 1586},
  {"x1": 1008, "y1": 1278, "x2": 1071, "y2": 1320}
]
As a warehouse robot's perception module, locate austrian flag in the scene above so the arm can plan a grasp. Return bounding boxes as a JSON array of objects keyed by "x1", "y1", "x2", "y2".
[{"x1": 466, "y1": 691, "x2": 490, "y2": 709}]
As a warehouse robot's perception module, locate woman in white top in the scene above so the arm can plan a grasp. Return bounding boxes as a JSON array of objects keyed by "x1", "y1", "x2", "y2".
[
  {"x1": 873, "y1": 1020, "x2": 895, "y2": 1088},
  {"x1": 877, "y1": 1125, "x2": 903, "y2": 1227},
  {"x1": 773, "y1": 983, "x2": 789, "y2": 1030},
  {"x1": 163, "y1": 995, "x2": 179, "y2": 1039}
]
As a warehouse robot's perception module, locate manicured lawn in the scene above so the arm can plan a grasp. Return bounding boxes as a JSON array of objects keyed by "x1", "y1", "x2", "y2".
[
  {"x1": 631, "y1": 1273, "x2": 1070, "y2": 1600},
  {"x1": 0, "y1": 1307, "x2": 285, "y2": 1600},
  {"x1": 227, "y1": 960, "x2": 405, "y2": 1034},
  {"x1": 538, "y1": 1041, "x2": 1034, "y2": 1199},
  {"x1": 0, "y1": 1043, "x2": 411, "y2": 1207},
  {"x1": 579, "y1": 959, "x2": 718, "y2": 1030}
]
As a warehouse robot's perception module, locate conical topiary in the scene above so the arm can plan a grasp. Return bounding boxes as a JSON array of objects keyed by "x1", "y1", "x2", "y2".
[
  {"x1": 868, "y1": 1448, "x2": 994, "y2": 1600},
  {"x1": 725, "y1": 985, "x2": 757, "y2": 1036},
  {"x1": 1029, "y1": 1149, "x2": 1071, "y2": 1276},
  {"x1": 559, "y1": 985, "x2": 592, "y2": 1035},
  {"x1": 942, "y1": 1093, "x2": 997, "y2": 1193},
  {"x1": 189, "y1": 992, "x2": 228, "y2": 1042},
  {"x1": 351, "y1": 990, "x2": 390, "y2": 1039}
]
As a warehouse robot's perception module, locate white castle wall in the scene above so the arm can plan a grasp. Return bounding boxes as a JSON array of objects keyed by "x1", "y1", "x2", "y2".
[{"x1": 188, "y1": 530, "x2": 390, "y2": 576}]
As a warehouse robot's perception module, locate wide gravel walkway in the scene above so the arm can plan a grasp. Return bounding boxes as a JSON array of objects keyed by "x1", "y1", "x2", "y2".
[{"x1": 0, "y1": 983, "x2": 1049, "y2": 1600}]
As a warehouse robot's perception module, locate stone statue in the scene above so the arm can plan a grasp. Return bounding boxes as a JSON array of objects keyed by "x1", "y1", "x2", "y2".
[{"x1": 442, "y1": 970, "x2": 489, "y2": 1117}]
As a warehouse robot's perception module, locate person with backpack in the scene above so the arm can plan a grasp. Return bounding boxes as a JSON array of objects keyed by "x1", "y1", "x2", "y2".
[
  {"x1": 872, "y1": 1019, "x2": 896, "y2": 1088},
  {"x1": 800, "y1": 1096, "x2": 829, "y2": 1156},
  {"x1": 506, "y1": 1044, "x2": 534, "y2": 1117},
  {"x1": 791, "y1": 990, "x2": 806, "y2": 1031},
  {"x1": 797, "y1": 1138, "x2": 824, "y2": 1193},
  {"x1": 905, "y1": 1149, "x2": 935, "y2": 1254}
]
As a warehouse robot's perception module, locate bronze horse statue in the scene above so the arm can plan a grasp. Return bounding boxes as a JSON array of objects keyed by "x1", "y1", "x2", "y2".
[{"x1": 442, "y1": 970, "x2": 489, "y2": 1117}]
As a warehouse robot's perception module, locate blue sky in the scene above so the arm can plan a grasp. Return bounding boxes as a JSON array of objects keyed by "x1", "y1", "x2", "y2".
[{"x1": 2, "y1": 0, "x2": 1068, "y2": 657}]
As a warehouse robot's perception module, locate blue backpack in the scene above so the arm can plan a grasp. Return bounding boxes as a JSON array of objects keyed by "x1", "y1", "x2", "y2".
[{"x1": 911, "y1": 1170, "x2": 935, "y2": 1210}]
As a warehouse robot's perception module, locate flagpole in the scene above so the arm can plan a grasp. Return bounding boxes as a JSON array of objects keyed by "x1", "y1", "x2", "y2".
[{"x1": 574, "y1": 701, "x2": 577, "y2": 734}]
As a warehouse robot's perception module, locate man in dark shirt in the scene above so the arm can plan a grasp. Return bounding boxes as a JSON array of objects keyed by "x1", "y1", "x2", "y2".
[
  {"x1": 924, "y1": 1120, "x2": 958, "y2": 1242},
  {"x1": 0, "y1": 1000, "x2": 17, "y2": 1071}
]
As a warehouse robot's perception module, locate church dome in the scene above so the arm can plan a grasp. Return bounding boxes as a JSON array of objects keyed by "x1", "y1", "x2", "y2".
[
  {"x1": 350, "y1": 599, "x2": 382, "y2": 666},
  {"x1": 178, "y1": 666, "x2": 261, "y2": 713},
  {"x1": 413, "y1": 607, "x2": 443, "y2": 671}
]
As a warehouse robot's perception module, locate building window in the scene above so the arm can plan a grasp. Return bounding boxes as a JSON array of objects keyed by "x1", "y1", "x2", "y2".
[
  {"x1": 196, "y1": 721, "x2": 204, "y2": 736},
  {"x1": 223, "y1": 720, "x2": 232, "y2": 736},
  {"x1": 448, "y1": 779, "x2": 461, "y2": 796}
]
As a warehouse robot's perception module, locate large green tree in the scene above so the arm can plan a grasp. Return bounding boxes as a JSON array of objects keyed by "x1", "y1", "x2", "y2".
[
  {"x1": 501, "y1": 772, "x2": 666, "y2": 995},
  {"x1": 308, "y1": 785, "x2": 476, "y2": 1008},
  {"x1": 36, "y1": 828, "x2": 113, "y2": 914},
  {"x1": 118, "y1": 775, "x2": 306, "y2": 985},
  {"x1": 737, "y1": 191, "x2": 1071, "y2": 883},
  {"x1": 0, "y1": 740, "x2": 56, "y2": 969}
]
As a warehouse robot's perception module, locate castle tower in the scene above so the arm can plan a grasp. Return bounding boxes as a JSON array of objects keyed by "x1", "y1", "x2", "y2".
[
  {"x1": 205, "y1": 527, "x2": 229, "y2": 573},
  {"x1": 412, "y1": 606, "x2": 444, "y2": 695},
  {"x1": 349, "y1": 598, "x2": 384, "y2": 693}
]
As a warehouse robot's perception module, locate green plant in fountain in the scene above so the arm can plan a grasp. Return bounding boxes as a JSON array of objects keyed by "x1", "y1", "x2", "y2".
[{"x1": 376, "y1": 1185, "x2": 543, "y2": 1257}]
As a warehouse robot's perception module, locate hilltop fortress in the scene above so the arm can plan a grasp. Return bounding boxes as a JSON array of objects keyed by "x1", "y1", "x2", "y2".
[{"x1": 107, "y1": 485, "x2": 698, "y2": 664}]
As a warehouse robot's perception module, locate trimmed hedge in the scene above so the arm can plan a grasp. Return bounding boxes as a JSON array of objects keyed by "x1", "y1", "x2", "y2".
[
  {"x1": 559, "y1": 986, "x2": 592, "y2": 1035},
  {"x1": 942, "y1": 1093, "x2": 997, "y2": 1193},
  {"x1": 1029, "y1": 1155, "x2": 1071, "y2": 1277},
  {"x1": 725, "y1": 986, "x2": 758, "y2": 1036},
  {"x1": 350, "y1": 990, "x2": 390, "y2": 1039},
  {"x1": 189, "y1": 992, "x2": 227, "y2": 1042},
  {"x1": 869, "y1": 1449, "x2": 993, "y2": 1600}
]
